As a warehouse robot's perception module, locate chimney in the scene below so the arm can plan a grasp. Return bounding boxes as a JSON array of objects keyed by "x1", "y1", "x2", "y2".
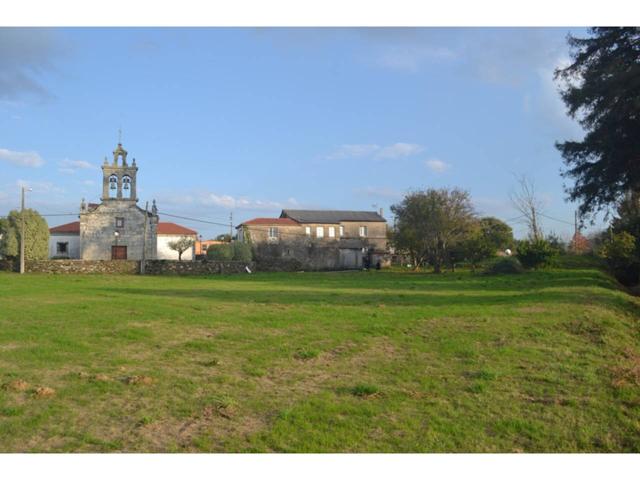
[{"x1": 379, "y1": 207, "x2": 384, "y2": 217}]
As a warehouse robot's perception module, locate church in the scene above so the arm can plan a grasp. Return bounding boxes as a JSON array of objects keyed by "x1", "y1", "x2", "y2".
[{"x1": 48, "y1": 142, "x2": 198, "y2": 261}]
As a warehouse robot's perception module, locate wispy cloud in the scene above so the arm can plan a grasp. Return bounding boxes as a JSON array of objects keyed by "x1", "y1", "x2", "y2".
[
  {"x1": 354, "y1": 186, "x2": 403, "y2": 200},
  {"x1": 326, "y1": 142, "x2": 424, "y2": 160},
  {"x1": 0, "y1": 148, "x2": 44, "y2": 167},
  {"x1": 425, "y1": 158, "x2": 450, "y2": 173},
  {"x1": 158, "y1": 191, "x2": 298, "y2": 212},
  {"x1": 376, "y1": 45, "x2": 456, "y2": 72},
  {"x1": 58, "y1": 158, "x2": 97, "y2": 174}
]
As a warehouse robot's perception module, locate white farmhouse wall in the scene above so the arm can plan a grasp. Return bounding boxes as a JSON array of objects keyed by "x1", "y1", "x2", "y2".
[
  {"x1": 157, "y1": 235, "x2": 195, "y2": 260},
  {"x1": 49, "y1": 234, "x2": 81, "y2": 259}
]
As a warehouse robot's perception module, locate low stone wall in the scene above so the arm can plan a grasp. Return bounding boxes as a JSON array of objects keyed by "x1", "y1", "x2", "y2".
[
  {"x1": 144, "y1": 260, "x2": 255, "y2": 275},
  {"x1": 0, "y1": 259, "x2": 16, "y2": 272},
  {"x1": 25, "y1": 259, "x2": 140, "y2": 274}
]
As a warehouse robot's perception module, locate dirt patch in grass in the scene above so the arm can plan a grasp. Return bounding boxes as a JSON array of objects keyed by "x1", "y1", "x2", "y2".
[
  {"x1": 33, "y1": 386, "x2": 56, "y2": 398},
  {"x1": 565, "y1": 318, "x2": 606, "y2": 345},
  {"x1": 2, "y1": 379, "x2": 29, "y2": 392},
  {"x1": 123, "y1": 375, "x2": 154, "y2": 386},
  {"x1": 611, "y1": 348, "x2": 640, "y2": 388}
]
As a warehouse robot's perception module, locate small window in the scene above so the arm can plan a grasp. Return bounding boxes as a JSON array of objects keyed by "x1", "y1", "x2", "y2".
[
  {"x1": 57, "y1": 242, "x2": 68, "y2": 254},
  {"x1": 305, "y1": 226, "x2": 311, "y2": 236},
  {"x1": 115, "y1": 217, "x2": 125, "y2": 228},
  {"x1": 268, "y1": 227, "x2": 279, "y2": 240},
  {"x1": 316, "y1": 227, "x2": 324, "y2": 238},
  {"x1": 339, "y1": 225, "x2": 344, "y2": 237},
  {"x1": 328, "y1": 227, "x2": 335, "y2": 238},
  {"x1": 359, "y1": 226, "x2": 368, "y2": 237}
]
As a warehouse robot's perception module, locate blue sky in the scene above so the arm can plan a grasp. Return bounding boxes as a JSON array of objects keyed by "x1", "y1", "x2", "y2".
[{"x1": 0, "y1": 27, "x2": 597, "y2": 239}]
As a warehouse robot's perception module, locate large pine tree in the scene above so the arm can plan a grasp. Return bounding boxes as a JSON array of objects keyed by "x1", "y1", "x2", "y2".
[{"x1": 555, "y1": 27, "x2": 640, "y2": 218}]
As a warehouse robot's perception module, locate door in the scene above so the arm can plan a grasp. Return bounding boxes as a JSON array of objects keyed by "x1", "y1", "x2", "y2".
[{"x1": 111, "y1": 246, "x2": 127, "y2": 260}]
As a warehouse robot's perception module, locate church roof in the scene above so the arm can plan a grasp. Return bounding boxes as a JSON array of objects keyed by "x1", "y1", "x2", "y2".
[
  {"x1": 240, "y1": 217, "x2": 299, "y2": 226},
  {"x1": 49, "y1": 221, "x2": 80, "y2": 234},
  {"x1": 49, "y1": 221, "x2": 197, "y2": 236}
]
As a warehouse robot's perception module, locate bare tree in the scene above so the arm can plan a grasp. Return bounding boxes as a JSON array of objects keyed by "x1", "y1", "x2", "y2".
[
  {"x1": 168, "y1": 236, "x2": 195, "y2": 261},
  {"x1": 510, "y1": 175, "x2": 544, "y2": 241}
]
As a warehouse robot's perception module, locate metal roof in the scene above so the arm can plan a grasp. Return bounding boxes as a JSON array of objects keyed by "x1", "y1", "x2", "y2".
[{"x1": 280, "y1": 209, "x2": 386, "y2": 223}]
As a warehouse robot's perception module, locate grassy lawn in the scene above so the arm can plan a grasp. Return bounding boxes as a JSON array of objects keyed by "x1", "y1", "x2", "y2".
[{"x1": 0, "y1": 263, "x2": 639, "y2": 452}]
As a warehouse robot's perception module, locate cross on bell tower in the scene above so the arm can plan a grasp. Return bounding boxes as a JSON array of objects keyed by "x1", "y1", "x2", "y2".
[{"x1": 101, "y1": 141, "x2": 138, "y2": 202}]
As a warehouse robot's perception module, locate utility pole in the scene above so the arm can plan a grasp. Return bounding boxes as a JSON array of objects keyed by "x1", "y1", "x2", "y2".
[
  {"x1": 19, "y1": 186, "x2": 31, "y2": 274},
  {"x1": 229, "y1": 212, "x2": 233, "y2": 242},
  {"x1": 141, "y1": 201, "x2": 149, "y2": 274}
]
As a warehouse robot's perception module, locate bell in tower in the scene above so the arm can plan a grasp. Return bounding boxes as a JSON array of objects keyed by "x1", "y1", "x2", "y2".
[{"x1": 101, "y1": 141, "x2": 139, "y2": 202}]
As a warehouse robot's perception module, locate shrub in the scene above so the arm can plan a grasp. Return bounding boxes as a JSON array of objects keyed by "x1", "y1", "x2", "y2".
[
  {"x1": 206, "y1": 244, "x2": 233, "y2": 261},
  {"x1": 483, "y1": 257, "x2": 524, "y2": 275},
  {"x1": 206, "y1": 242, "x2": 253, "y2": 262},
  {"x1": 516, "y1": 239, "x2": 557, "y2": 269},
  {"x1": 231, "y1": 242, "x2": 253, "y2": 262}
]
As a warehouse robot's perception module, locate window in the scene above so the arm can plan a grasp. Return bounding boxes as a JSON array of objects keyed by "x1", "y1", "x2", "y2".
[
  {"x1": 316, "y1": 227, "x2": 324, "y2": 238},
  {"x1": 359, "y1": 225, "x2": 368, "y2": 237},
  {"x1": 305, "y1": 226, "x2": 311, "y2": 236},
  {"x1": 115, "y1": 217, "x2": 125, "y2": 229},
  {"x1": 268, "y1": 227, "x2": 279, "y2": 240},
  {"x1": 328, "y1": 227, "x2": 335, "y2": 238},
  {"x1": 339, "y1": 225, "x2": 344, "y2": 237},
  {"x1": 56, "y1": 242, "x2": 68, "y2": 255}
]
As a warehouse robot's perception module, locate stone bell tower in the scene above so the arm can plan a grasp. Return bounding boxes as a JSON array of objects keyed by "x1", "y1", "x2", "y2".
[{"x1": 101, "y1": 142, "x2": 138, "y2": 202}]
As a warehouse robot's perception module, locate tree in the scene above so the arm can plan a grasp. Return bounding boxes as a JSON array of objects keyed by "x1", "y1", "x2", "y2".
[
  {"x1": 215, "y1": 233, "x2": 231, "y2": 242},
  {"x1": 167, "y1": 236, "x2": 194, "y2": 261},
  {"x1": 478, "y1": 217, "x2": 514, "y2": 252},
  {"x1": 601, "y1": 231, "x2": 639, "y2": 285},
  {"x1": 391, "y1": 188, "x2": 476, "y2": 273},
  {"x1": 555, "y1": 28, "x2": 640, "y2": 218},
  {"x1": 0, "y1": 209, "x2": 49, "y2": 261},
  {"x1": 510, "y1": 175, "x2": 544, "y2": 241},
  {"x1": 461, "y1": 227, "x2": 495, "y2": 272}
]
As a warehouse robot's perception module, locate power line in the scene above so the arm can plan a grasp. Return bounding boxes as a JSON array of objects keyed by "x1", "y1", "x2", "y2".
[{"x1": 538, "y1": 212, "x2": 575, "y2": 226}]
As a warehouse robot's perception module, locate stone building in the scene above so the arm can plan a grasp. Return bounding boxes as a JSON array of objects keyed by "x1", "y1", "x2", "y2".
[
  {"x1": 48, "y1": 142, "x2": 198, "y2": 261},
  {"x1": 79, "y1": 142, "x2": 158, "y2": 260},
  {"x1": 237, "y1": 209, "x2": 389, "y2": 269}
]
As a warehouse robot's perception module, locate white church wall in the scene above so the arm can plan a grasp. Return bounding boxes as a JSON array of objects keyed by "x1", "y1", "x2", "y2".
[
  {"x1": 49, "y1": 234, "x2": 81, "y2": 259},
  {"x1": 157, "y1": 235, "x2": 196, "y2": 261}
]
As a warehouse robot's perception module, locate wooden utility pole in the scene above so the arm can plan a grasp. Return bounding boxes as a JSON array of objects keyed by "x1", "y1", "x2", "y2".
[
  {"x1": 141, "y1": 201, "x2": 149, "y2": 274},
  {"x1": 229, "y1": 212, "x2": 233, "y2": 241}
]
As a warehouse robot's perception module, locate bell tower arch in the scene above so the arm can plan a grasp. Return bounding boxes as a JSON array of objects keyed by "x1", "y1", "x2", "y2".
[{"x1": 101, "y1": 143, "x2": 138, "y2": 202}]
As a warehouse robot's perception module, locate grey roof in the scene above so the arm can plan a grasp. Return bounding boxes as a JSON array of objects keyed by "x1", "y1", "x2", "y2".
[{"x1": 280, "y1": 209, "x2": 386, "y2": 224}]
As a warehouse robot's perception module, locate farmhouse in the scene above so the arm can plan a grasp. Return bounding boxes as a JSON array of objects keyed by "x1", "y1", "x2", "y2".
[
  {"x1": 49, "y1": 141, "x2": 198, "y2": 261},
  {"x1": 237, "y1": 209, "x2": 389, "y2": 269}
]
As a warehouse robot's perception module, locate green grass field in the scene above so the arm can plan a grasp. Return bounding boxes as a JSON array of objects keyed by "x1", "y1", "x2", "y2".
[{"x1": 1, "y1": 262, "x2": 639, "y2": 452}]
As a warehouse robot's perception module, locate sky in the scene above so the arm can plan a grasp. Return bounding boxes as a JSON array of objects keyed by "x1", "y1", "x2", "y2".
[{"x1": 0, "y1": 27, "x2": 601, "y2": 239}]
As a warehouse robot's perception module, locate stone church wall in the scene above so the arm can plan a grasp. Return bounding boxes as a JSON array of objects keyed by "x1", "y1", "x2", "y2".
[{"x1": 80, "y1": 202, "x2": 157, "y2": 260}]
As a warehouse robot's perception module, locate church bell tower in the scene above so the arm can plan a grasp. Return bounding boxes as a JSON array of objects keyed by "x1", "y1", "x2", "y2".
[{"x1": 101, "y1": 142, "x2": 138, "y2": 202}]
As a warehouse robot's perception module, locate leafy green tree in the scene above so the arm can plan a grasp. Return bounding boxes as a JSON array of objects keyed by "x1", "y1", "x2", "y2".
[
  {"x1": 461, "y1": 228, "x2": 495, "y2": 272},
  {"x1": 478, "y1": 217, "x2": 514, "y2": 252},
  {"x1": 0, "y1": 209, "x2": 49, "y2": 261},
  {"x1": 391, "y1": 188, "x2": 476, "y2": 272},
  {"x1": 555, "y1": 28, "x2": 640, "y2": 217}
]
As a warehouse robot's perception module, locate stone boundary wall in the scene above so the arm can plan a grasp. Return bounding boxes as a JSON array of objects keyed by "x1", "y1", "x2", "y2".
[
  {"x1": 0, "y1": 259, "x2": 17, "y2": 272},
  {"x1": 144, "y1": 260, "x2": 254, "y2": 275},
  {"x1": 25, "y1": 259, "x2": 140, "y2": 274}
]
